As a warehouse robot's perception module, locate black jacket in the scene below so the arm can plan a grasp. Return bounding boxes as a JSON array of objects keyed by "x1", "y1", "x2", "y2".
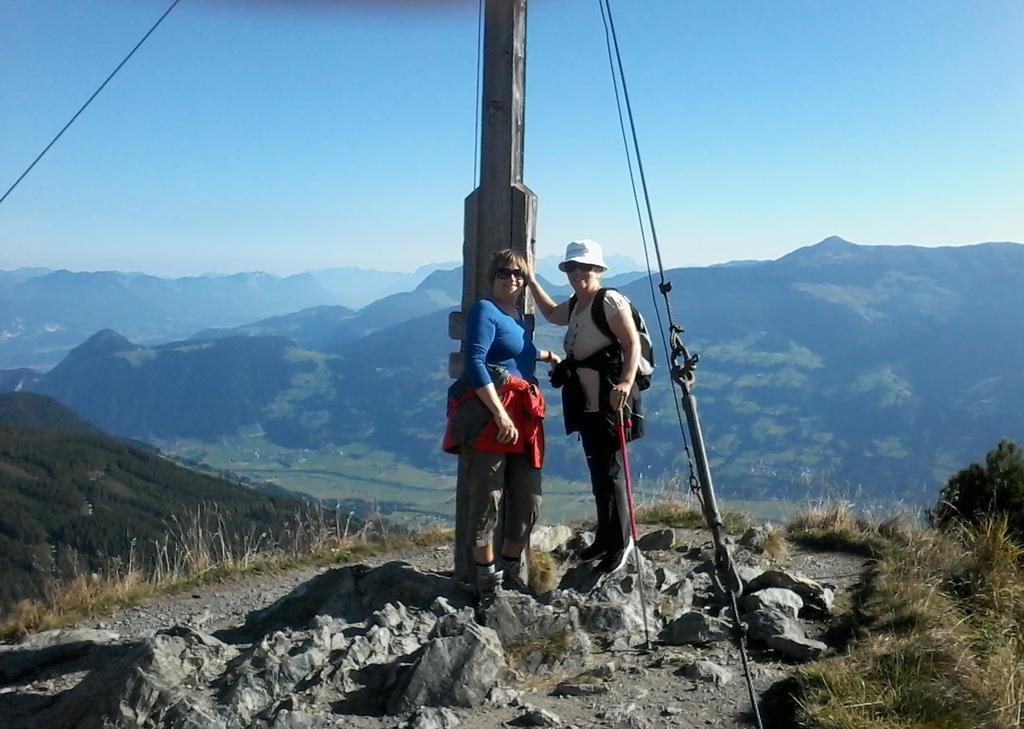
[{"x1": 551, "y1": 344, "x2": 644, "y2": 442}]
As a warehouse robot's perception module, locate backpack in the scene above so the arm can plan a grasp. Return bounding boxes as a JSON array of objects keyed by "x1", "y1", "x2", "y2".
[{"x1": 568, "y1": 288, "x2": 655, "y2": 391}]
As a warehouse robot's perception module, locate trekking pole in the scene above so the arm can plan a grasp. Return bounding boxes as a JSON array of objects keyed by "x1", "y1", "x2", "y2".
[{"x1": 617, "y1": 409, "x2": 651, "y2": 649}]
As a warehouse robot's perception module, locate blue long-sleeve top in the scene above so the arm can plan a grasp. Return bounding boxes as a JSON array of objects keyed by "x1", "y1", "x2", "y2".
[{"x1": 464, "y1": 299, "x2": 538, "y2": 388}]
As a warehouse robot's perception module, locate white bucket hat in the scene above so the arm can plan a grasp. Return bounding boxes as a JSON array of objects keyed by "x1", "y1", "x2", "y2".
[{"x1": 558, "y1": 239, "x2": 608, "y2": 272}]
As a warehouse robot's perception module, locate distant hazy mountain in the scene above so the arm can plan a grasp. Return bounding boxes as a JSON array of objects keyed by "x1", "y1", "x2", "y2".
[
  {"x1": 0, "y1": 269, "x2": 341, "y2": 370},
  {"x1": 192, "y1": 305, "x2": 358, "y2": 350},
  {"x1": 189, "y1": 267, "x2": 464, "y2": 349},
  {"x1": 36, "y1": 331, "x2": 312, "y2": 440},
  {"x1": 309, "y1": 262, "x2": 460, "y2": 309},
  {"x1": 0, "y1": 264, "x2": 459, "y2": 371},
  {"x1": 0, "y1": 368, "x2": 41, "y2": 392},
  {"x1": 0, "y1": 267, "x2": 52, "y2": 294},
  {"x1": 323, "y1": 267, "x2": 462, "y2": 346},
  {"x1": 9, "y1": 237, "x2": 1021, "y2": 504}
]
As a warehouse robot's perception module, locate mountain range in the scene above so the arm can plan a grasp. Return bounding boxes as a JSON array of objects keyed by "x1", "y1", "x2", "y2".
[
  {"x1": 4, "y1": 237, "x2": 1021, "y2": 507},
  {"x1": 0, "y1": 262, "x2": 487, "y2": 370}
]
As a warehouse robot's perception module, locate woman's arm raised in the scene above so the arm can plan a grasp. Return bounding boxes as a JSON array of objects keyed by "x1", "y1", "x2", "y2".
[{"x1": 526, "y1": 267, "x2": 564, "y2": 323}]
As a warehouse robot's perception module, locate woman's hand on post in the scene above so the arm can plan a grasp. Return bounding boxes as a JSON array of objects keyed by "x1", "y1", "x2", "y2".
[
  {"x1": 526, "y1": 263, "x2": 560, "y2": 321},
  {"x1": 525, "y1": 260, "x2": 538, "y2": 287},
  {"x1": 494, "y1": 408, "x2": 519, "y2": 444}
]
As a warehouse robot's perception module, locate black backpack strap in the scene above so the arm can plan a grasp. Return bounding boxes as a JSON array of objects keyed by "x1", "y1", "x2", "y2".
[
  {"x1": 590, "y1": 287, "x2": 615, "y2": 340},
  {"x1": 568, "y1": 293, "x2": 578, "y2": 318}
]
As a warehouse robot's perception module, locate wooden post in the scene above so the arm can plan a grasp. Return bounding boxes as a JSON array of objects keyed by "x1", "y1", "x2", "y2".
[{"x1": 449, "y1": 0, "x2": 537, "y2": 589}]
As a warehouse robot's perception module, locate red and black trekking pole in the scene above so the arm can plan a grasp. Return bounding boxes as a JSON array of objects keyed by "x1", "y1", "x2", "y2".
[{"x1": 617, "y1": 409, "x2": 651, "y2": 649}]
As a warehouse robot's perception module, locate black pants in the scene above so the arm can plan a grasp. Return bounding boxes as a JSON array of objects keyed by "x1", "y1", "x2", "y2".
[{"x1": 579, "y1": 413, "x2": 631, "y2": 552}]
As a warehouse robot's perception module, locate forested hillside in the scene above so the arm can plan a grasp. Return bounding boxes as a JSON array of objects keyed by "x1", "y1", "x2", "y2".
[
  {"x1": 0, "y1": 392, "x2": 102, "y2": 435},
  {"x1": 0, "y1": 421, "x2": 304, "y2": 612}
]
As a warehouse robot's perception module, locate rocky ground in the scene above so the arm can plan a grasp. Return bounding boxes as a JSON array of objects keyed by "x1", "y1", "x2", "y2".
[{"x1": 0, "y1": 525, "x2": 869, "y2": 729}]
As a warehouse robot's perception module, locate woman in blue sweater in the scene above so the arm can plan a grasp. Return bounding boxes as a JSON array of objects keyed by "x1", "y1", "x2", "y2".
[{"x1": 445, "y1": 249, "x2": 559, "y2": 597}]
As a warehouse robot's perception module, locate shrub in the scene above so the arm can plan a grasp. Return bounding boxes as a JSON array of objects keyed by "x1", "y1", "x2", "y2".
[{"x1": 931, "y1": 439, "x2": 1024, "y2": 542}]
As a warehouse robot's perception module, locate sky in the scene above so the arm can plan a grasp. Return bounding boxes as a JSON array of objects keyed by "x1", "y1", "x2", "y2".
[{"x1": 1, "y1": 0, "x2": 1022, "y2": 277}]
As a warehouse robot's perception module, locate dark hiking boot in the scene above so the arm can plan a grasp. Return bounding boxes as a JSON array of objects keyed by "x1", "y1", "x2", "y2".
[
  {"x1": 596, "y1": 539, "x2": 634, "y2": 574},
  {"x1": 476, "y1": 566, "x2": 504, "y2": 603},
  {"x1": 577, "y1": 540, "x2": 606, "y2": 562},
  {"x1": 500, "y1": 558, "x2": 530, "y2": 594}
]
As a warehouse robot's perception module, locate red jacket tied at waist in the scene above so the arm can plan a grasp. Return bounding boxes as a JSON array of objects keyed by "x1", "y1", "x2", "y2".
[{"x1": 443, "y1": 375, "x2": 545, "y2": 469}]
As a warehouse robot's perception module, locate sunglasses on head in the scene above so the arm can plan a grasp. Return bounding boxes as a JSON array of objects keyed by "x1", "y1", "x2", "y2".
[
  {"x1": 495, "y1": 267, "x2": 526, "y2": 280},
  {"x1": 563, "y1": 262, "x2": 599, "y2": 274}
]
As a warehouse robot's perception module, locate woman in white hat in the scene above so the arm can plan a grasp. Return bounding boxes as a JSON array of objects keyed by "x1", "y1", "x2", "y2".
[{"x1": 527, "y1": 239, "x2": 642, "y2": 574}]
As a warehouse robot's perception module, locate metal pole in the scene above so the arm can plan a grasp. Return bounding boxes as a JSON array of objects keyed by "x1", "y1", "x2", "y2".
[
  {"x1": 678, "y1": 383, "x2": 741, "y2": 596},
  {"x1": 678, "y1": 381, "x2": 764, "y2": 729}
]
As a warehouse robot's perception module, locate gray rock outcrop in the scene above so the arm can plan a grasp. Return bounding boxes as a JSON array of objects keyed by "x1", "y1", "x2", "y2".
[
  {"x1": 530, "y1": 525, "x2": 573, "y2": 553},
  {"x1": 739, "y1": 587, "x2": 804, "y2": 618},
  {"x1": 680, "y1": 659, "x2": 733, "y2": 686},
  {"x1": 745, "y1": 609, "x2": 828, "y2": 660},
  {"x1": 0, "y1": 628, "x2": 124, "y2": 683},
  {"x1": 659, "y1": 611, "x2": 730, "y2": 646},
  {"x1": 1, "y1": 527, "x2": 851, "y2": 729},
  {"x1": 481, "y1": 592, "x2": 589, "y2": 674},
  {"x1": 388, "y1": 619, "x2": 506, "y2": 714},
  {"x1": 747, "y1": 570, "x2": 835, "y2": 614},
  {"x1": 636, "y1": 529, "x2": 675, "y2": 551},
  {"x1": 40, "y1": 626, "x2": 238, "y2": 729}
]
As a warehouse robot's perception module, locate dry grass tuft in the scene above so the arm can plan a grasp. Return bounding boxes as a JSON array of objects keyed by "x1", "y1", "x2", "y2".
[
  {"x1": 791, "y1": 518, "x2": 1024, "y2": 729},
  {"x1": 634, "y1": 499, "x2": 750, "y2": 533},
  {"x1": 528, "y1": 550, "x2": 559, "y2": 595},
  {"x1": 503, "y1": 629, "x2": 573, "y2": 671},
  {"x1": 961, "y1": 515, "x2": 1024, "y2": 575},
  {"x1": 759, "y1": 526, "x2": 789, "y2": 559},
  {"x1": 785, "y1": 500, "x2": 896, "y2": 557},
  {"x1": 0, "y1": 572, "x2": 156, "y2": 640}
]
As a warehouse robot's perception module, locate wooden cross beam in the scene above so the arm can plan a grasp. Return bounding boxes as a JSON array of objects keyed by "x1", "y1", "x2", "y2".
[{"x1": 448, "y1": 0, "x2": 538, "y2": 588}]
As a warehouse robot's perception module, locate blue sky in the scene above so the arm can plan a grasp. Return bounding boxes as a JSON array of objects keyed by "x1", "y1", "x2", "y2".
[{"x1": 1, "y1": 0, "x2": 1022, "y2": 276}]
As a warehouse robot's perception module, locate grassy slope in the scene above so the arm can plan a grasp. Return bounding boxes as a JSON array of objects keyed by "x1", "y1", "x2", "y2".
[{"x1": 783, "y1": 508, "x2": 1024, "y2": 729}]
